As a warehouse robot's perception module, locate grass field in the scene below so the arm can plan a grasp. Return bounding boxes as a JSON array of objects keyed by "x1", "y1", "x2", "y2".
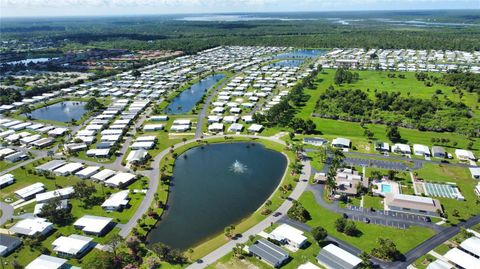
[
  {"x1": 296, "y1": 70, "x2": 479, "y2": 157},
  {"x1": 415, "y1": 163, "x2": 479, "y2": 224},
  {"x1": 299, "y1": 191, "x2": 436, "y2": 254}
]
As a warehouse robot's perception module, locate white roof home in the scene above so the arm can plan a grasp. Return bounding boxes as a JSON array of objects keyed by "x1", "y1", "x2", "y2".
[
  {"x1": 101, "y1": 190, "x2": 130, "y2": 211},
  {"x1": 470, "y1": 167, "x2": 480, "y2": 180},
  {"x1": 444, "y1": 248, "x2": 480, "y2": 269},
  {"x1": 74, "y1": 215, "x2": 113, "y2": 235},
  {"x1": 35, "y1": 187, "x2": 75, "y2": 203},
  {"x1": 53, "y1": 162, "x2": 84, "y2": 176},
  {"x1": 298, "y1": 262, "x2": 321, "y2": 269},
  {"x1": 208, "y1": 123, "x2": 224, "y2": 132},
  {"x1": 25, "y1": 254, "x2": 67, "y2": 269},
  {"x1": 316, "y1": 244, "x2": 362, "y2": 269},
  {"x1": 36, "y1": 160, "x2": 67, "y2": 172},
  {"x1": 149, "y1": 115, "x2": 168, "y2": 121},
  {"x1": 136, "y1": 136, "x2": 156, "y2": 142},
  {"x1": 75, "y1": 166, "x2": 101, "y2": 179},
  {"x1": 130, "y1": 141, "x2": 155, "y2": 150},
  {"x1": 223, "y1": 115, "x2": 238, "y2": 123},
  {"x1": 170, "y1": 124, "x2": 190, "y2": 132},
  {"x1": 248, "y1": 124, "x2": 264, "y2": 133},
  {"x1": 104, "y1": 172, "x2": 136, "y2": 188},
  {"x1": 332, "y1": 138, "x2": 351, "y2": 148},
  {"x1": 173, "y1": 119, "x2": 191, "y2": 125},
  {"x1": 91, "y1": 169, "x2": 116, "y2": 182},
  {"x1": 52, "y1": 234, "x2": 93, "y2": 257},
  {"x1": 228, "y1": 123, "x2": 244, "y2": 132},
  {"x1": 10, "y1": 217, "x2": 53, "y2": 237},
  {"x1": 143, "y1": 124, "x2": 164, "y2": 131},
  {"x1": 48, "y1": 127, "x2": 68, "y2": 137},
  {"x1": 460, "y1": 237, "x2": 480, "y2": 257},
  {"x1": 455, "y1": 149, "x2": 476, "y2": 161},
  {"x1": 413, "y1": 144, "x2": 431, "y2": 156},
  {"x1": 0, "y1": 174, "x2": 15, "y2": 188},
  {"x1": 392, "y1": 143, "x2": 411, "y2": 154},
  {"x1": 15, "y1": 182, "x2": 45, "y2": 200},
  {"x1": 269, "y1": 224, "x2": 307, "y2": 248},
  {"x1": 0, "y1": 148, "x2": 15, "y2": 158}
]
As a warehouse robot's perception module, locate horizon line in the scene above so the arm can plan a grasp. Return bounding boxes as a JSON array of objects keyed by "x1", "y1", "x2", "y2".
[{"x1": 2, "y1": 8, "x2": 480, "y2": 20}]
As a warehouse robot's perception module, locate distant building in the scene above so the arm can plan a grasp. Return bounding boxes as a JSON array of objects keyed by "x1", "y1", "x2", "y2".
[{"x1": 73, "y1": 215, "x2": 114, "y2": 236}]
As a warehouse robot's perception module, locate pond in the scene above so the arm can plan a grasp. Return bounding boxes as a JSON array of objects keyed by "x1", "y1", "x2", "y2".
[
  {"x1": 147, "y1": 142, "x2": 287, "y2": 250},
  {"x1": 30, "y1": 101, "x2": 88, "y2": 123},
  {"x1": 165, "y1": 73, "x2": 225, "y2": 114},
  {"x1": 6, "y1": 57, "x2": 59, "y2": 65},
  {"x1": 275, "y1": 49, "x2": 326, "y2": 59},
  {"x1": 270, "y1": 59, "x2": 305, "y2": 68}
]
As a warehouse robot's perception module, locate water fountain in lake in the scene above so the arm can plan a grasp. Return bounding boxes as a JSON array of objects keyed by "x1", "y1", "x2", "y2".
[{"x1": 230, "y1": 160, "x2": 248, "y2": 174}]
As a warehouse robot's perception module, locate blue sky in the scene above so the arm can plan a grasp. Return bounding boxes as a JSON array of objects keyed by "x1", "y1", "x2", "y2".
[{"x1": 1, "y1": 0, "x2": 479, "y2": 17}]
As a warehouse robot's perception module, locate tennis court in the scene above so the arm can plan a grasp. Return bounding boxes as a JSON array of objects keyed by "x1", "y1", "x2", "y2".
[{"x1": 424, "y1": 182, "x2": 462, "y2": 199}]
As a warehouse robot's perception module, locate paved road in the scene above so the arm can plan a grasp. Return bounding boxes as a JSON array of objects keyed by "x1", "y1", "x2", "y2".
[
  {"x1": 195, "y1": 75, "x2": 233, "y2": 139},
  {"x1": 389, "y1": 215, "x2": 480, "y2": 269}
]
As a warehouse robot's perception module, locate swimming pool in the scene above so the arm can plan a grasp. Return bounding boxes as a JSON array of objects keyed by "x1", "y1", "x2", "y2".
[{"x1": 381, "y1": 184, "x2": 392, "y2": 193}]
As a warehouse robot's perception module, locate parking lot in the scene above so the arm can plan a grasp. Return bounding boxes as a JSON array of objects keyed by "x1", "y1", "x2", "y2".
[
  {"x1": 346, "y1": 205, "x2": 431, "y2": 227},
  {"x1": 343, "y1": 157, "x2": 408, "y2": 171},
  {"x1": 347, "y1": 214, "x2": 410, "y2": 229}
]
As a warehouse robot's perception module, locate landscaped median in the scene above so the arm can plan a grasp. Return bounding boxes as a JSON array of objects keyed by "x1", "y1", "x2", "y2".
[{"x1": 130, "y1": 135, "x2": 299, "y2": 261}]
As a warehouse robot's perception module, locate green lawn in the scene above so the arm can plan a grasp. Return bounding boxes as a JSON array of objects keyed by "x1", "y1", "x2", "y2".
[
  {"x1": 362, "y1": 195, "x2": 384, "y2": 211},
  {"x1": 299, "y1": 191, "x2": 436, "y2": 254},
  {"x1": 296, "y1": 70, "x2": 479, "y2": 157},
  {"x1": 415, "y1": 163, "x2": 479, "y2": 224}
]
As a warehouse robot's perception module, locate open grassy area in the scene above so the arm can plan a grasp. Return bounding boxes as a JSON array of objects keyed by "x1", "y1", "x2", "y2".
[
  {"x1": 296, "y1": 70, "x2": 479, "y2": 157},
  {"x1": 415, "y1": 163, "x2": 479, "y2": 224},
  {"x1": 299, "y1": 191, "x2": 436, "y2": 254}
]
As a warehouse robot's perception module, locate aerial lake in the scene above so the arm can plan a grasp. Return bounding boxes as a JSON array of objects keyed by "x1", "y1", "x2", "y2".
[
  {"x1": 165, "y1": 73, "x2": 225, "y2": 114},
  {"x1": 30, "y1": 101, "x2": 88, "y2": 123},
  {"x1": 275, "y1": 49, "x2": 325, "y2": 59},
  {"x1": 147, "y1": 142, "x2": 287, "y2": 250},
  {"x1": 270, "y1": 59, "x2": 305, "y2": 67}
]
